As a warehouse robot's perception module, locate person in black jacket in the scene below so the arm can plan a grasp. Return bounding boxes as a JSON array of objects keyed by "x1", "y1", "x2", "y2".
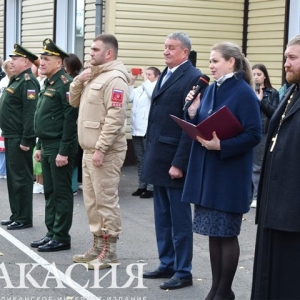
[{"x1": 250, "y1": 64, "x2": 279, "y2": 208}]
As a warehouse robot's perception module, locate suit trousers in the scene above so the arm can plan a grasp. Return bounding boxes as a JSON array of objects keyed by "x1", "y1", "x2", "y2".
[
  {"x1": 132, "y1": 136, "x2": 153, "y2": 191},
  {"x1": 5, "y1": 138, "x2": 34, "y2": 224},
  {"x1": 41, "y1": 142, "x2": 75, "y2": 244},
  {"x1": 82, "y1": 150, "x2": 125, "y2": 237},
  {"x1": 153, "y1": 185, "x2": 193, "y2": 278}
]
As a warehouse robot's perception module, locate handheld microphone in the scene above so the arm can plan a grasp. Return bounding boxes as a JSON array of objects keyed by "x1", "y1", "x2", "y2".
[{"x1": 183, "y1": 74, "x2": 210, "y2": 112}]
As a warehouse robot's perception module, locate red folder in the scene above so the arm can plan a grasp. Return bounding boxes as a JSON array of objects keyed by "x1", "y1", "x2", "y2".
[{"x1": 170, "y1": 106, "x2": 243, "y2": 140}]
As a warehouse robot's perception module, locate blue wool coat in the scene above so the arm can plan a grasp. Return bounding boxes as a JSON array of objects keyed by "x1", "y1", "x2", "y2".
[
  {"x1": 141, "y1": 60, "x2": 202, "y2": 188},
  {"x1": 182, "y1": 73, "x2": 262, "y2": 213}
]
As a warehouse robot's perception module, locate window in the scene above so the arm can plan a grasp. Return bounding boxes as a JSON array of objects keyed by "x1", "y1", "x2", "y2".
[
  {"x1": 75, "y1": 0, "x2": 84, "y2": 61},
  {"x1": 5, "y1": 0, "x2": 21, "y2": 58},
  {"x1": 289, "y1": 0, "x2": 300, "y2": 40},
  {"x1": 55, "y1": 0, "x2": 85, "y2": 63}
]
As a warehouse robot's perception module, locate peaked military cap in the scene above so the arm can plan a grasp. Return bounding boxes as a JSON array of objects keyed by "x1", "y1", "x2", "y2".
[
  {"x1": 9, "y1": 44, "x2": 38, "y2": 63},
  {"x1": 40, "y1": 38, "x2": 69, "y2": 60}
]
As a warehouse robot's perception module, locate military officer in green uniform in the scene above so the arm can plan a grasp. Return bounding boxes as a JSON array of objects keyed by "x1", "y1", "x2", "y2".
[
  {"x1": 0, "y1": 44, "x2": 40, "y2": 230},
  {"x1": 30, "y1": 39, "x2": 78, "y2": 252}
]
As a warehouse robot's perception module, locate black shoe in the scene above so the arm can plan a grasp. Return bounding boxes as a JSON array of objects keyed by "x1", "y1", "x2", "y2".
[
  {"x1": 143, "y1": 269, "x2": 174, "y2": 279},
  {"x1": 160, "y1": 276, "x2": 193, "y2": 290},
  {"x1": 30, "y1": 236, "x2": 52, "y2": 248},
  {"x1": 7, "y1": 222, "x2": 32, "y2": 230},
  {"x1": 228, "y1": 291, "x2": 235, "y2": 300},
  {"x1": 38, "y1": 240, "x2": 70, "y2": 252},
  {"x1": 1, "y1": 219, "x2": 13, "y2": 226},
  {"x1": 132, "y1": 188, "x2": 146, "y2": 196},
  {"x1": 214, "y1": 291, "x2": 235, "y2": 300},
  {"x1": 140, "y1": 190, "x2": 153, "y2": 198}
]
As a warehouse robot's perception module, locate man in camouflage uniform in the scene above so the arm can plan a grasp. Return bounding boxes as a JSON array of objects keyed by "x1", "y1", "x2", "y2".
[{"x1": 0, "y1": 44, "x2": 40, "y2": 230}]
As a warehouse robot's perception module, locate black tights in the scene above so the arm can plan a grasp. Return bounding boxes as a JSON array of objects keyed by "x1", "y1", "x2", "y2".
[{"x1": 205, "y1": 236, "x2": 239, "y2": 300}]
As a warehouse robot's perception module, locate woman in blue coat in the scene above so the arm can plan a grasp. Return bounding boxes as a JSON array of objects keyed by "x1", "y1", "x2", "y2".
[{"x1": 182, "y1": 42, "x2": 261, "y2": 300}]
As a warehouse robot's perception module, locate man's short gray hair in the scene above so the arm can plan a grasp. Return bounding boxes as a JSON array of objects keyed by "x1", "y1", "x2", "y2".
[{"x1": 166, "y1": 32, "x2": 192, "y2": 51}]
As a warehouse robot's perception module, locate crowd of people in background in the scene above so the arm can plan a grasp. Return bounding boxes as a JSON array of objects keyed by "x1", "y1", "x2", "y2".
[{"x1": 0, "y1": 31, "x2": 300, "y2": 299}]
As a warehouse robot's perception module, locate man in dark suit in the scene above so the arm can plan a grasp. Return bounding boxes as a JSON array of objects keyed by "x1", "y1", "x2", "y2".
[{"x1": 141, "y1": 32, "x2": 202, "y2": 290}]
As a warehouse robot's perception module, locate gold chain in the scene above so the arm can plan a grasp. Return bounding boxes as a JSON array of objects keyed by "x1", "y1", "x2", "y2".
[{"x1": 270, "y1": 94, "x2": 293, "y2": 152}]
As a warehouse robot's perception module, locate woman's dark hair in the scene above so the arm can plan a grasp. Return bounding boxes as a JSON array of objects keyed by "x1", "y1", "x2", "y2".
[
  {"x1": 63, "y1": 53, "x2": 83, "y2": 78},
  {"x1": 252, "y1": 63, "x2": 273, "y2": 89}
]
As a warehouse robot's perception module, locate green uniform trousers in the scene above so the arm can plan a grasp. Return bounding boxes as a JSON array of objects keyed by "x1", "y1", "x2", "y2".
[
  {"x1": 4, "y1": 138, "x2": 34, "y2": 224},
  {"x1": 41, "y1": 141, "x2": 76, "y2": 244}
]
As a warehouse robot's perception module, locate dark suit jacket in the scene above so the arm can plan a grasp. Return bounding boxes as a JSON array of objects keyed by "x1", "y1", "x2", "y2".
[
  {"x1": 141, "y1": 60, "x2": 202, "y2": 188},
  {"x1": 256, "y1": 84, "x2": 300, "y2": 231}
]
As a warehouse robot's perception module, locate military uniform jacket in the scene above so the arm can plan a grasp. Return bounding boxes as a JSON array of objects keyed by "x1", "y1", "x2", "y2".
[
  {"x1": 69, "y1": 60, "x2": 130, "y2": 154},
  {"x1": 0, "y1": 69, "x2": 39, "y2": 146},
  {"x1": 35, "y1": 68, "x2": 78, "y2": 156}
]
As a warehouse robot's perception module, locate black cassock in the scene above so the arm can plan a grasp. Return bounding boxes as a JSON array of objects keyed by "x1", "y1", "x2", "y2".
[{"x1": 251, "y1": 84, "x2": 300, "y2": 300}]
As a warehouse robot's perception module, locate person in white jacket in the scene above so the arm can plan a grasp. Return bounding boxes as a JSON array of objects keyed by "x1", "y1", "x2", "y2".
[
  {"x1": 129, "y1": 67, "x2": 160, "y2": 198},
  {"x1": 0, "y1": 59, "x2": 14, "y2": 179}
]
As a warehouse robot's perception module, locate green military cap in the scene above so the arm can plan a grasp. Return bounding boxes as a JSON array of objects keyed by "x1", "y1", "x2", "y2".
[
  {"x1": 40, "y1": 38, "x2": 69, "y2": 60},
  {"x1": 9, "y1": 44, "x2": 38, "y2": 63}
]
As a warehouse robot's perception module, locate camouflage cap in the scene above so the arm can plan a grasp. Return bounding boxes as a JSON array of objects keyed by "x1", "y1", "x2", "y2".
[
  {"x1": 9, "y1": 44, "x2": 38, "y2": 63},
  {"x1": 40, "y1": 38, "x2": 69, "y2": 60}
]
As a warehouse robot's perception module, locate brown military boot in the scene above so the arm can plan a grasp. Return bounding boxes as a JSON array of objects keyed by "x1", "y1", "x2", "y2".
[
  {"x1": 73, "y1": 235, "x2": 103, "y2": 263},
  {"x1": 87, "y1": 235, "x2": 118, "y2": 269}
]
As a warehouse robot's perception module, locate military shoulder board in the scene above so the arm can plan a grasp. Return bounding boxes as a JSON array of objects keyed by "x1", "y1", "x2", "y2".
[
  {"x1": 60, "y1": 75, "x2": 69, "y2": 85},
  {"x1": 24, "y1": 73, "x2": 31, "y2": 81}
]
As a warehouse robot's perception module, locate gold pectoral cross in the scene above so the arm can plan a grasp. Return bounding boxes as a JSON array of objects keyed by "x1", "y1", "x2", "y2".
[
  {"x1": 270, "y1": 134, "x2": 277, "y2": 152},
  {"x1": 269, "y1": 96, "x2": 293, "y2": 153}
]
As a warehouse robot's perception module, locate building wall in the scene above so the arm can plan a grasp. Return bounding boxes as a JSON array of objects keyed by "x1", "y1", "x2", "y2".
[
  {"x1": 84, "y1": 0, "x2": 98, "y2": 62},
  {"x1": 102, "y1": 0, "x2": 247, "y2": 139},
  {"x1": 21, "y1": 0, "x2": 54, "y2": 54},
  {"x1": 108, "y1": 0, "x2": 245, "y2": 79},
  {"x1": 247, "y1": 0, "x2": 286, "y2": 89}
]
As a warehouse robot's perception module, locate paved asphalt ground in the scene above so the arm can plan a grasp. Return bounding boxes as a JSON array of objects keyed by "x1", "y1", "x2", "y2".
[{"x1": 0, "y1": 165, "x2": 257, "y2": 300}]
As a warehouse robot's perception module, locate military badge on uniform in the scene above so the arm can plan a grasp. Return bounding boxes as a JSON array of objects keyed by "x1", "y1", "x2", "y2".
[
  {"x1": 27, "y1": 89, "x2": 36, "y2": 100},
  {"x1": 24, "y1": 73, "x2": 31, "y2": 81},
  {"x1": 60, "y1": 75, "x2": 69, "y2": 84},
  {"x1": 111, "y1": 89, "x2": 124, "y2": 107},
  {"x1": 6, "y1": 88, "x2": 15, "y2": 94}
]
